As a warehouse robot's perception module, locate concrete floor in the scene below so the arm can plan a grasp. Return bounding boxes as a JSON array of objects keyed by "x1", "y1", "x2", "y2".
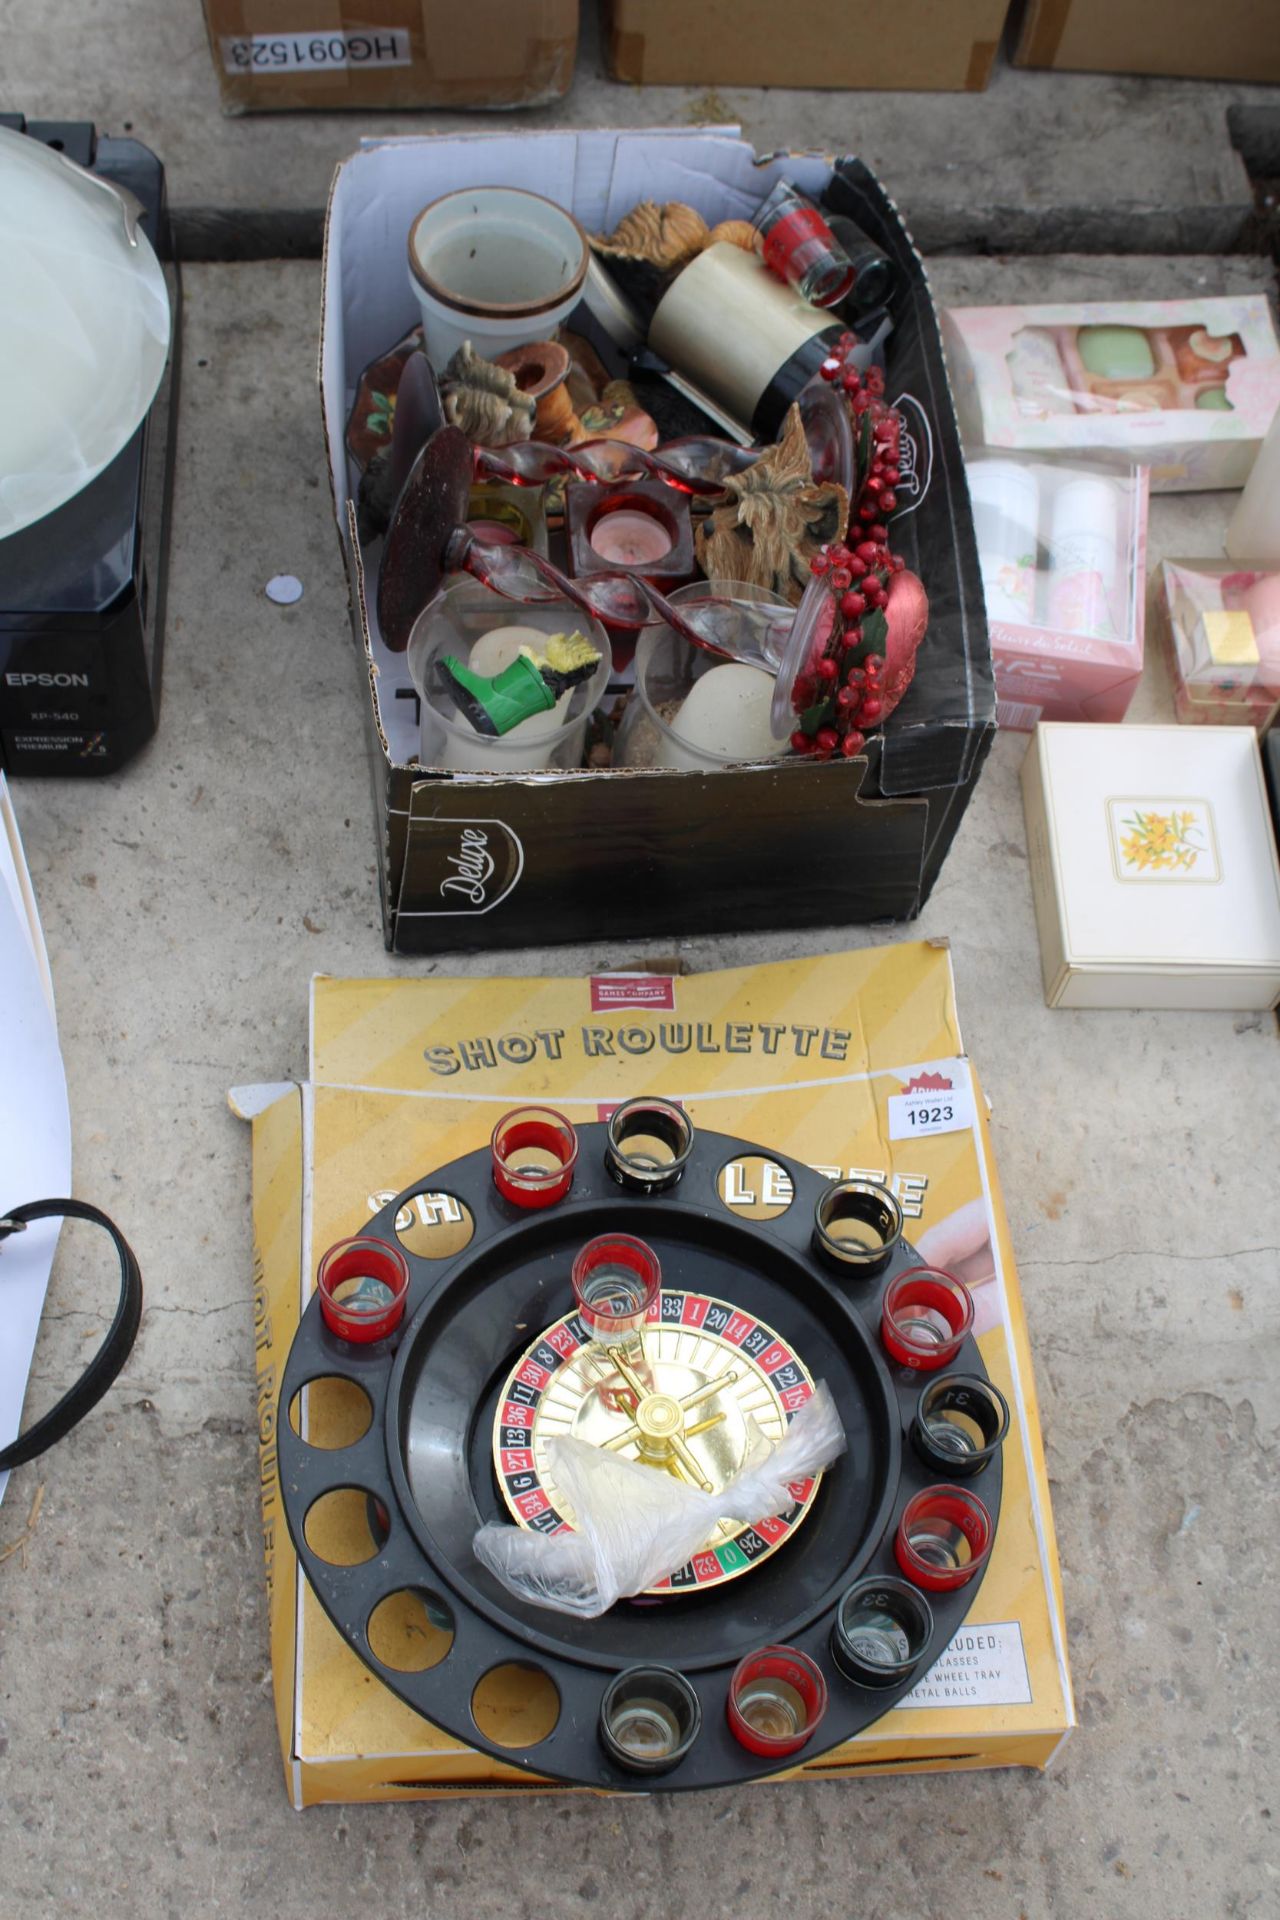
[
  {"x1": 1, "y1": 0, "x2": 1277, "y2": 253},
  {"x1": 2, "y1": 56, "x2": 1280, "y2": 1920}
]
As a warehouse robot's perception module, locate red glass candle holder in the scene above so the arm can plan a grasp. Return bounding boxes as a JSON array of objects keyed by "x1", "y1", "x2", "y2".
[
  {"x1": 881, "y1": 1266, "x2": 974, "y2": 1371},
  {"x1": 726, "y1": 1645, "x2": 828, "y2": 1757},
  {"x1": 317, "y1": 1235, "x2": 410, "y2": 1343},
  {"x1": 565, "y1": 480, "x2": 696, "y2": 597},
  {"x1": 571, "y1": 1233, "x2": 661, "y2": 1343},
  {"x1": 895, "y1": 1485, "x2": 994, "y2": 1593},
  {"x1": 490, "y1": 1105, "x2": 578, "y2": 1209}
]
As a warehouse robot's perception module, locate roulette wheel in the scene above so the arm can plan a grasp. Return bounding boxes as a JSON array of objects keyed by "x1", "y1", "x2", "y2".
[{"x1": 278, "y1": 1100, "x2": 1005, "y2": 1790}]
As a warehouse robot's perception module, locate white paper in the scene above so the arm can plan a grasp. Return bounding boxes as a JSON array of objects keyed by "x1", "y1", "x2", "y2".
[
  {"x1": 887, "y1": 1082, "x2": 976, "y2": 1141},
  {"x1": 0, "y1": 777, "x2": 71, "y2": 1504},
  {"x1": 899, "y1": 1619, "x2": 1033, "y2": 1710}
]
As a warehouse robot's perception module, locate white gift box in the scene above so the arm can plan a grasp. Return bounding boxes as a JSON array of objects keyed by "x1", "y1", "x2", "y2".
[{"x1": 1021, "y1": 722, "x2": 1280, "y2": 1009}]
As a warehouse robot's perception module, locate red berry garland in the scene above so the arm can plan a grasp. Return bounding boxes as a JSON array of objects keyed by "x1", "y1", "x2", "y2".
[{"x1": 794, "y1": 336, "x2": 915, "y2": 760}]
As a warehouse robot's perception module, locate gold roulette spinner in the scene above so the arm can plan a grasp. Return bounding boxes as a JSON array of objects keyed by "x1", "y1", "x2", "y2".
[{"x1": 493, "y1": 1288, "x2": 822, "y2": 1593}]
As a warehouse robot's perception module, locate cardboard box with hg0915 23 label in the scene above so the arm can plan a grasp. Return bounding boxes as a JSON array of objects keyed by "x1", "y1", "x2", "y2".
[
  {"x1": 320, "y1": 129, "x2": 995, "y2": 955},
  {"x1": 200, "y1": 0, "x2": 578, "y2": 112}
]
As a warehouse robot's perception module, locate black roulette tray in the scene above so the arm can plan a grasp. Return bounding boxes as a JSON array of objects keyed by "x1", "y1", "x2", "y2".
[{"x1": 278, "y1": 1120, "x2": 1002, "y2": 1792}]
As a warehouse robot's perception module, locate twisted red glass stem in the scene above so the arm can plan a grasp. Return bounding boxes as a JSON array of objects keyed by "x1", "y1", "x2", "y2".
[
  {"x1": 444, "y1": 523, "x2": 796, "y2": 668},
  {"x1": 472, "y1": 434, "x2": 757, "y2": 498}
]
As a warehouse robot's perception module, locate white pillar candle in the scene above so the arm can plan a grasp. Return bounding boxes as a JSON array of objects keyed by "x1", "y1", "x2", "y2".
[{"x1": 659, "y1": 664, "x2": 791, "y2": 771}]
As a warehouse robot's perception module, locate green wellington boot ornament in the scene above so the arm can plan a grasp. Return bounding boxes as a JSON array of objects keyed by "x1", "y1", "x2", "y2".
[{"x1": 442, "y1": 630, "x2": 603, "y2": 736}]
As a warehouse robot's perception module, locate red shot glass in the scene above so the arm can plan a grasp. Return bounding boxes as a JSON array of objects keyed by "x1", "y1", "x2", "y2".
[
  {"x1": 490, "y1": 1105, "x2": 578, "y2": 1210},
  {"x1": 727, "y1": 1645, "x2": 829, "y2": 1758},
  {"x1": 317, "y1": 1235, "x2": 410, "y2": 1343},
  {"x1": 894, "y1": 1485, "x2": 994, "y2": 1593},
  {"x1": 571, "y1": 1233, "x2": 661, "y2": 1343},
  {"x1": 881, "y1": 1266, "x2": 974, "y2": 1371},
  {"x1": 752, "y1": 180, "x2": 855, "y2": 308}
]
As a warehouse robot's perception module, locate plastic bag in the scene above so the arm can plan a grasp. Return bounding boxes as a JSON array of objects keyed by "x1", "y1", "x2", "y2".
[{"x1": 474, "y1": 1382, "x2": 845, "y2": 1618}]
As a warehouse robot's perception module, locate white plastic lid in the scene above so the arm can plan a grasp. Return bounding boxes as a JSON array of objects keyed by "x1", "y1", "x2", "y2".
[{"x1": 0, "y1": 127, "x2": 171, "y2": 539}]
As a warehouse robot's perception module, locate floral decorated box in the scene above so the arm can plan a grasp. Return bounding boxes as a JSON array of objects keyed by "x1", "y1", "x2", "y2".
[
  {"x1": 944, "y1": 298, "x2": 1280, "y2": 492},
  {"x1": 1160, "y1": 559, "x2": 1280, "y2": 732},
  {"x1": 1021, "y1": 722, "x2": 1280, "y2": 1009}
]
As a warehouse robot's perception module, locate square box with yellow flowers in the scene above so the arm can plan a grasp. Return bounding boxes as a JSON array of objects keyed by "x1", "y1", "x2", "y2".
[{"x1": 1022, "y1": 722, "x2": 1280, "y2": 1008}]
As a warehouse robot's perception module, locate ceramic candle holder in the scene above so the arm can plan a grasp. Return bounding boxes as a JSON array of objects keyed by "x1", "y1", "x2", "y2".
[
  {"x1": 406, "y1": 578, "x2": 609, "y2": 773},
  {"x1": 407, "y1": 187, "x2": 589, "y2": 371},
  {"x1": 565, "y1": 480, "x2": 696, "y2": 596}
]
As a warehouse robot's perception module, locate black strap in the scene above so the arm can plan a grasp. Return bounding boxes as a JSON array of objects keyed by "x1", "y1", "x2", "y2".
[{"x1": 0, "y1": 1199, "x2": 143, "y2": 1471}]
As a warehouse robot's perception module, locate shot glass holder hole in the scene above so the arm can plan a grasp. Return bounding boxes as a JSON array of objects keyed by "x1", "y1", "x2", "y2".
[
  {"x1": 490, "y1": 1105, "x2": 578, "y2": 1210},
  {"x1": 831, "y1": 1575, "x2": 934, "y2": 1688},
  {"x1": 812, "y1": 1178, "x2": 904, "y2": 1276},
  {"x1": 912, "y1": 1373, "x2": 1009, "y2": 1477},
  {"x1": 605, "y1": 1096, "x2": 695, "y2": 1194},
  {"x1": 599, "y1": 1665, "x2": 702, "y2": 1774},
  {"x1": 317, "y1": 1235, "x2": 411, "y2": 1344}
]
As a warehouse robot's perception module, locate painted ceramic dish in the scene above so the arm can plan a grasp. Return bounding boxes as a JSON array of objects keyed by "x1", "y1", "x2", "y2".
[{"x1": 346, "y1": 324, "x2": 423, "y2": 472}]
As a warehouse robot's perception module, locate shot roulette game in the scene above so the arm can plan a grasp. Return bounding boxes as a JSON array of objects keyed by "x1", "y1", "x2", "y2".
[{"x1": 279, "y1": 1098, "x2": 1006, "y2": 1791}]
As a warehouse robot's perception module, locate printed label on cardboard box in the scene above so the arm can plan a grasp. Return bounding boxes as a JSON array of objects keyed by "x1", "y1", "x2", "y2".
[
  {"x1": 900, "y1": 1620, "x2": 1033, "y2": 1709},
  {"x1": 589, "y1": 975, "x2": 677, "y2": 1013},
  {"x1": 401, "y1": 816, "x2": 524, "y2": 917},
  {"x1": 220, "y1": 28, "x2": 411, "y2": 73},
  {"x1": 887, "y1": 1069, "x2": 975, "y2": 1141}
]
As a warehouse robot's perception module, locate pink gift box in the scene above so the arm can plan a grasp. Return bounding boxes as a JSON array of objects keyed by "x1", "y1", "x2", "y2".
[
  {"x1": 966, "y1": 456, "x2": 1149, "y2": 728},
  {"x1": 1160, "y1": 559, "x2": 1280, "y2": 731},
  {"x1": 944, "y1": 296, "x2": 1280, "y2": 492}
]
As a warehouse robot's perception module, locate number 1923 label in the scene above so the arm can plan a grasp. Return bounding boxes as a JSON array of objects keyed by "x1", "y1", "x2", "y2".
[
  {"x1": 887, "y1": 1082, "x2": 975, "y2": 1141},
  {"x1": 221, "y1": 28, "x2": 411, "y2": 74}
]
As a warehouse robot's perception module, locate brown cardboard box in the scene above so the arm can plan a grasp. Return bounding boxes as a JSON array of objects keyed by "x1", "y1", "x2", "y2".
[
  {"x1": 321, "y1": 132, "x2": 996, "y2": 956},
  {"x1": 604, "y1": 0, "x2": 1007, "y2": 90},
  {"x1": 1013, "y1": 0, "x2": 1280, "y2": 83},
  {"x1": 201, "y1": 0, "x2": 578, "y2": 112}
]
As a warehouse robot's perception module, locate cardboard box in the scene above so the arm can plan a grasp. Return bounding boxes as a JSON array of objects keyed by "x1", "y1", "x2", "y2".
[
  {"x1": 1022, "y1": 722, "x2": 1280, "y2": 1010},
  {"x1": 604, "y1": 0, "x2": 1007, "y2": 91},
  {"x1": 1159, "y1": 559, "x2": 1280, "y2": 732},
  {"x1": 201, "y1": 1, "x2": 578, "y2": 113},
  {"x1": 944, "y1": 298, "x2": 1280, "y2": 493},
  {"x1": 967, "y1": 456, "x2": 1149, "y2": 728},
  {"x1": 1013, "y1": 0, "x2": 1280, "y2": 84},
  {"x1": 237, "y1": 942, "x2": 1073, "y2": 1806},
  {"x1": 320, "y1": 132, "x2": 995, "y2": 954}
]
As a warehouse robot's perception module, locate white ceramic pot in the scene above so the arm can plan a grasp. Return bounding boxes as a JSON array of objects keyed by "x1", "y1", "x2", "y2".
[{"x1": 407, "y1": 186, "x2": 589, "y2": 371}]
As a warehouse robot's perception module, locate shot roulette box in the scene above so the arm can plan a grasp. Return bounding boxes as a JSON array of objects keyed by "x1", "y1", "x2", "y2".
[{"x1": 237, "y1": 942, "x2": 1073, "y2": 1804}]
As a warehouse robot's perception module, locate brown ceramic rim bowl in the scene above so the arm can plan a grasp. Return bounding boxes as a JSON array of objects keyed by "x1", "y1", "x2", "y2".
[{"x1": 407, "y1": 187, "x2": 590, "y2": 321}]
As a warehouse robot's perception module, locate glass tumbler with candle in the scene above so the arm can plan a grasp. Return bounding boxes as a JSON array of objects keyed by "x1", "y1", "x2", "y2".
[
  {"x1": 406, "y1": 577, "x2": 610, "y2": 774},
  {"x1": 613, "y1": 582, "x2": 794, "y2": 771}
]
